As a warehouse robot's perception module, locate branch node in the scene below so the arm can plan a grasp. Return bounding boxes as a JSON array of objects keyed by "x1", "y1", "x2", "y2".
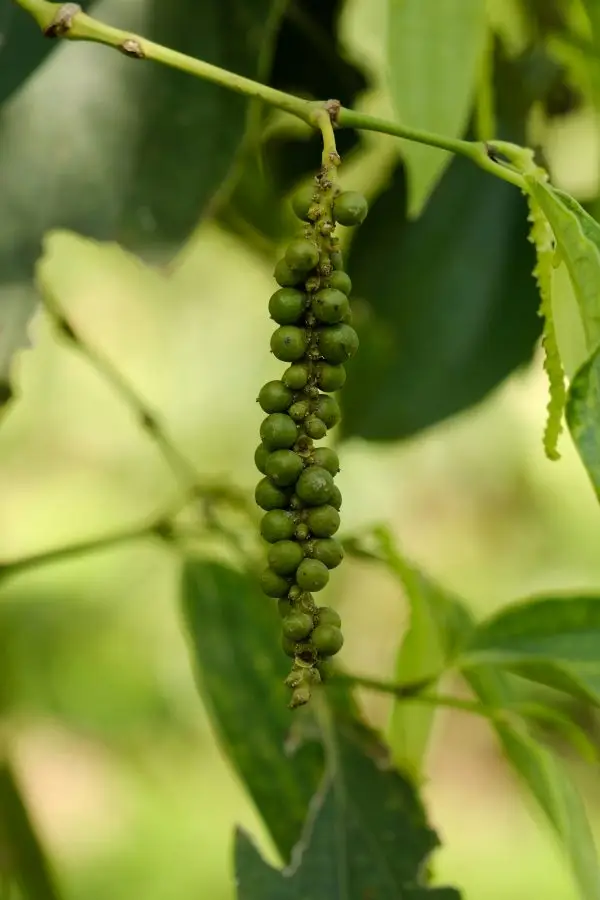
[
  {"x1": 120, "y1": 38, "x2": 145, "y2": 59},
  {"x1": 324, "y1": 99, "x2": 341, "y2": 128},
  {"x1": 45, "y1": 2, "x2": 81, "y2": 38}
]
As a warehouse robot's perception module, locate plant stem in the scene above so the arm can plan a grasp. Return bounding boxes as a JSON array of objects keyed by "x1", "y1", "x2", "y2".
[{"x1": 13, "y1": 0, "x2": 527, "y2": 189}]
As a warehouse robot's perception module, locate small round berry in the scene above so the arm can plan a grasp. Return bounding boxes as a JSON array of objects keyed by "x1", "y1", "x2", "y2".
[
  {"x1": 295, "y1": 522, "x2": 310, "y2": 541},
  {"x1": 317, "y1": 606, "x2": 342, "y2": 628},
  {"x1": 312, "y1": 623, "x2": 344, "y2": 655},
  {"x1": 288, "y1": 400, "x2": 310, "y2": 422},
  {"x1": 326, "y1": 271, "x2": 352, "y2": 295},
  {"x1": 330, "y1": 484, "x2": 342, "y2": 510},
  {"x1": 282, "y1": 363, "x2": 310, "y2": 390},
  {"x1": 311, "y1": 447, "x2": 340, "y2": 475},
  {"x1": 254, "y1": 443, "x2": 270, "y2": 474},
  {"x1": 330, "y1": 249, "x2": 344, "y2": 270},
  {"x1": 285, "y1": 238, "x2": 319, "y2": 272},
  {"x1": 260, "y1": 567, "x2": 291, "y2": 598},
  {"x1": 312, "y1": 288, "x2": 349, "y2": 325},
  {"x1": 305, "y1": 416, "x2": 327, "y2": 440},
  {"x1": 317, "y1": 659, "x2": 335, "y2": 681},
  {"x1": 313, "y1": 538, "x2": 344, "y2": 569},
  {"x1": 297, "y1": 558, "x2": 330, "y2": 592},
  {"x1": 268, "y1": 540, "x2": 304, "y2": 575},
  {"x1": 288, "y1": 585, "x2": 302, "y2": 601},
  {"x1": 282, "y1": 612, "x2": 314, "y2": 641},
  {"x1": 255, "y1": 477, "x2": 291, "y2": 511},
  {"x1": 333, "y1": 191, "x2": 369, "y2": 226},
  {"x1": 271, "y1": 325, "x2": 308, "y2": 362},
  {"x1": 292, "y1": 184, "x2": 319, "y2": 222},
  {"x1": 274, "y1": 258, "x2": 304, "y2": 287},
  {"x1": 258, "y1": 380, "x2": 293, "y2": 413},
  {"x1": 318, "y1": 324, "x2": 359, "y2": 364},
  {"x1": 306, "y1": 505, "x2": 340, "y2": 537},
  {"x1": 265, "y1": 449, "x2": 304, "y2": 486},
  {"x1": 296, "y1": 466, "x2": 334, "y2": 505},
  {"x1": 278, "y1": 598, "x2": 293, "y2": 618},
  {"x1": 282, "y1": 634, "x2": 297, "y2": 657},
  {"x1": 260, "y1": 413, "x2": 298, "y2": 449},
  {"x1": 260, "y1": 509, "x2": 296, "y2": 542},
  {"x1": 315, "y1": 362, "x2": 346, "y2": 392},
  {"x1": 312, "y1": 395, "x2": 341, "y2": 428},
  {"x1": 268, "y1": 288, "x2": 305, "y2": 325}
]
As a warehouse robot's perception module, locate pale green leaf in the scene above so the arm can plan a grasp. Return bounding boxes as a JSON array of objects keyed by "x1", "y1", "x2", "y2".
[
  {"x1": 388, "y1": 0, "x2": 487, "y2": 216},
  {"x1": 567, "y1": 344, "x2": 600, "y2": 500}
]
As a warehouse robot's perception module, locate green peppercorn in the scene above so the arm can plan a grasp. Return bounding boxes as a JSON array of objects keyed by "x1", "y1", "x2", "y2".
[
  {"x1": 261, "y1": 509, "x2": 296, "y2": 542},
  {"x1": 274, "y1": 258, "x2": 304, "y2": 287},
  {"x1": 312, "y1": 623, "x2": 344, "y2": 655},
  {"x1": 333, "y1": 191, "x2": 369, "y2": 226},
  {"x1": 292, "y1": 184, "x2": 319, "y2": 222},
  {"x1": 285, "y1": 238, "x2": 319, "y2": 272},
  {"x1": 313, "y1": 538, "x2": 344, "y2": 569},
  {"x1": 326, "y1": 271, "x2": 352, "y2": 295},
  {"x1": 282, "y1": 612, "x2": 314, "y2": 641},
  {"x1": 315, "y1": 362, "x2": 346, "y2": 392},
  {"x1": 278, "y1": 598, "x2": 293, "y2": 618},
  {"x1": 282, "y1": 634, "x2": 298, "y2": 657},
  {"x1": 311, "y1": 447, "x2": 340, "y2": 476},
  {"x1": 305, "y1": 416, "x2": 327, "y2": 440},
  {"x1": 265, "y1": 449, "x2": 304, "y2": 486},
  {"x1": 295, "y1": 522, "x2": 310, "y2": 541},
  {"x1": 312, "y1": 394, "x2": 341, "y2": 428},
  {"x1": 317, "y1": 606, "x2": 342, "y2": 627},
  {"x1": 268, "y1": 540, "x2": 304, "y2": 575},
  {"x1": 254, "y1": 443, "x2": 270, "y2": 474},
  {"x1": 297, "y1": 558, "x2": 330, "y2": 592},
  {"x1": 330, "y1": 484, "x2": 342, "y2": 510},
  {"x1": 255, "y1": 477, "x2": 291, "y2": 511},
  {"x1": 258, "y1": 380, "x2": 294, "y2": 413},
  {"x1": 282, "y1": 363, "x2": 310, "y2": 390},
  {"x1": 317, "y1": 659, "x2": 335, "y2": 681},
  {"x1": 260, "y1": 567, "x2": 291, "y2": 597},
  {"x1": 296, "y1": 466, "x2": 334, "y2": 505},
  {"x1": 260, "y1": 413, "x2": 298, "y2": 449},
  {"x1": 271, "y1": 325, "x2": 308, "y2": 362},
  {"x1": 312, "y1": 288, "x2": 350, "y2": 325},
  {"x1": 305, "y1": 504, "x2": 340, "y2": 537},
  {"x1": 330, "y1": 249, "x2": 344, "y2": 270},
  {"x1": 268, "y1": 288, "x2": 306, "y2": 325},
  {"x1": 318, "y1": 324, "x2": 359, "y2": 364},
  {"x1": 288, "y1": 400, "x2": 310, "y2": 422}
]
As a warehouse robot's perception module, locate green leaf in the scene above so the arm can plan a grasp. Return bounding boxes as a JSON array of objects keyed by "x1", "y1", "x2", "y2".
[
  {"x1": 463, "y1": 594, "x2": 600, "y2": 706},
  {"x1": 235, "y1": 719, "x2": 460, "y2": 900},
  {"x1": 344, "y1": 154, "x2": 541, "y2": 441},
  {"x1": 0, "y1": 758, "x2": 61, "y2": 900},
  {"x1": 567, "y1": 343, "x2": 600, "y2": 499},
  {"x1": 387, "y1": 0, "x2": 487, "y2": 216},
  {"x1": 466, "y1": 666, "x2": 600, "y2": 900}
]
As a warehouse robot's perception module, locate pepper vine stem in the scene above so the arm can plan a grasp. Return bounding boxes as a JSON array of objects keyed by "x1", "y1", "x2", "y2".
[{"x1": 13, "y1": 0, "x2": 526, "y2": 191}]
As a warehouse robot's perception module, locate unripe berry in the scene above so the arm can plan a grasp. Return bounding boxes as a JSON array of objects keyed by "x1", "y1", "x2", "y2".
[
  {"x1": 333, "y1": 191, "x2": 369, "y2": 226},
  {"x1": 255, "y1": 477, "x2": 291, "y2": 511},
  {"x1": 282, "y1": 612, "x2": 314, "y2": 641},
  {"x1": 312, "y1": 623, "x2": 344, "y2": 655},
  {"x1": 297, "y1": 558, "x2": 330, "y2": 592},
  {"x1": 288, "y1": 400, "x2": 310, "y2": 422},
  {"x1": 330, "y1": 249, "x2": 344, "y2": 270},
  {"x1": 296, "y1": 466, "x2": 334, "y2": 505},
  {"x1": 285, "y1": 238, "x2": 319, "y2": 272},
  {"x1": 258, "y1": 380, "x2": 293, "y2": 413},
  {"x1": 268, "y1": 540, "x2": 304, "y2": 575},
  {"x1": 260, "y1": 567, "x2": 291, "y2": 597},
  {"x1": 282, "y1": 634, "x2": 298, "y2": 657},
  {"x1": 305, "y1": 504, "x2": 340, "y2": 537},
  {"x1": 312, "y1": 394, "x2": 341, "y2": 428},
  {"x1": 292, "y1": 184, "x2": 319, "y2": 222},
  {"x1": 271, "y1": 325, "x2": 308, "y2": 362},
  {"x1": 295, "y1": 522, "x2": 310, "y2": 541},
  {"x1": 317, "y1": 659, "x2": 335, "y2": 681},
  {"x1": 260, "y1": 509, "x2": 296, "y2": 542},
  {"x1": 265, "y1": 449, "x2": 304, "y2": 486},
  {"x1": 282, "y1": 363, "x2": 310, "y2": 390},
  {"x1": 313, "y1": 538, "x2": 344, "y2": 569},
  {"x1": 312, "y1": 288, "x2": 349, "y2": 325},
  {"x1": 274, "y1": 258, "x2": 304, "y2": 287},
  {"x1": 318, "y1": 324, "x2": 359, "y2": 364},
  {"x1": 305, "y1": 416, "x2": 327, "y2": 440},
  {"x1": 260, "y1": 413, "x2": 298, "y2": 449},
  {"x1": 326, "y1": 271, "x2": 352, "y2": 295},
  {"x1": 317, "y1": 606, "x2": 342, "y2": 628},
  {"x1": 268, "y1": 288, "x2": 305, "y2": 325},
  {"x1": 330, "y1": 484, "x2": 342, "y2": 510},
  {"x1": 315, "y1": 362, "x2": 346, "y2": 392},
  {"x1": 278, "y1": 598, "x2": 293, "y2": 618},
  {"x1": 254, "y1": 443, "x2": 270, "y2": 474},
  {"x1": 311, "y1": 447, "x2": 340, "y2": 476}
]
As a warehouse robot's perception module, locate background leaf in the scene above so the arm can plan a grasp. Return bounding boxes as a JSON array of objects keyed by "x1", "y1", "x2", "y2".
[
  {"x1": 387, "y1": 0, "x2": 487, "y2": 216},
  {"x1": 567, "y1": 342, "x2": 600, "y2": 500}
]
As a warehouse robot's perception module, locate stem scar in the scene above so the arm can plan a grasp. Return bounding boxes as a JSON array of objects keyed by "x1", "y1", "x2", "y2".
[
  {"x1": 44, "y1": 2, "x2": 81, "y2": 37},
  {"x1": 120, "y1": 38, "x2": 145, "y2": 59}
]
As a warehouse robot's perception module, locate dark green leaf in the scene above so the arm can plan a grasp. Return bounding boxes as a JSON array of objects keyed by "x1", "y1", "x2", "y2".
[
  {"x1": 463, "y1": 594, "x2": 600, "y2": 705},
  {"x1": 235, "y1": 719, "x2": 460, "y2": 900},
  {"x1": 0, "y1": 758, "x2": 61, "y2": 900},
  {"x1": 567, "y1": 344, "x2": 600, "y2": 499},
  {"x1": 343, "y1": 154, "x2": 540, "y2": 440}
]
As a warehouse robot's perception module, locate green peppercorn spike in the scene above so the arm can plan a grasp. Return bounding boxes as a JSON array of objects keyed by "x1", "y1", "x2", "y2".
[
  {"x1": 265, "y1": 449, "x2": 304, "y2": 486},
  {"x1": 269, "y1": 288, "x2": 306, "y2": 325},
  {"x1": 282, "y1": 363, "x2": 310, "y2": 390},
  {"x1": 317, "y1": 606, "x2": 342, "y2": 628},
  {"x1": 274, "y1": 258, "x2": 304, "y2": 288},
  {"x1": 292, "y1": 184, "x2": 318, "y2": 222},
  {"x1": 285, "y1": 238, "x2": 319, "y2": 273},
  {"x1": 258, "y1": 380, "x2": 294, "y2": 413},
  {"x1": 271, "y1": 325, "x2": 308, "y2": 362},
  {"x1": 333, "y1": 191, "x2": 369, "y2": 226},
  {"x1": 261, "y1": 509, "x2": 296, "y2": 542},
  {"x1": 296, "y1": 466, "x2": 335, "y2": 505},
  {"x1": 305, "y1": 416, "x2": 328, "y2": 440},
  {"x1": 297, "y1": 558, "x2": 330, "y2": 592},
  {"x1": 282, "y1": 612, "x2": 314, "y2": 641},
  {"x1": 260, "y1": 413, "x2": 298, "y2": 449},
  {"x1": 255, "y1": 477, "x2": 291, "y2": 511},
  {"x1": 305, "y1": 504, "x2": 340, "y2": 537},
  {"x1": 313, "y1": 538, "x2": 344, "y2": 569},
  {"x1": 312, "y1": 394, "x2": 341, "y2": 428},
  {"x1": 260, "y1": 567, "x2": 291, "y2": 598},
  {"x1": 268, "y1": 540, "x2": 305, "y2": 575},
  {"x1": 312, "y1": 288, "x2": 350, "y2": 325},
  {"x1": 312, "y1": 623, "x2": 344, "y2": 655},
  {"x1": 310, "y1": 447, "x2": 340, "y2": 476},
  {"x1": 326, "y1": 271, "x2": 352, "y2": 295},
  {"x1": 315, "y1": 362, "x2": 346, "y2": 392},
  {"x1": 318, "y1": 323, "x2": 359, "y2": 364}
]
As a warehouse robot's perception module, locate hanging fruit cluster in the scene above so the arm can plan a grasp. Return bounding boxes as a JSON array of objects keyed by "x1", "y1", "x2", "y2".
[{"x1": 254, "y1": 150, "x2": 368, "y2": 708}]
